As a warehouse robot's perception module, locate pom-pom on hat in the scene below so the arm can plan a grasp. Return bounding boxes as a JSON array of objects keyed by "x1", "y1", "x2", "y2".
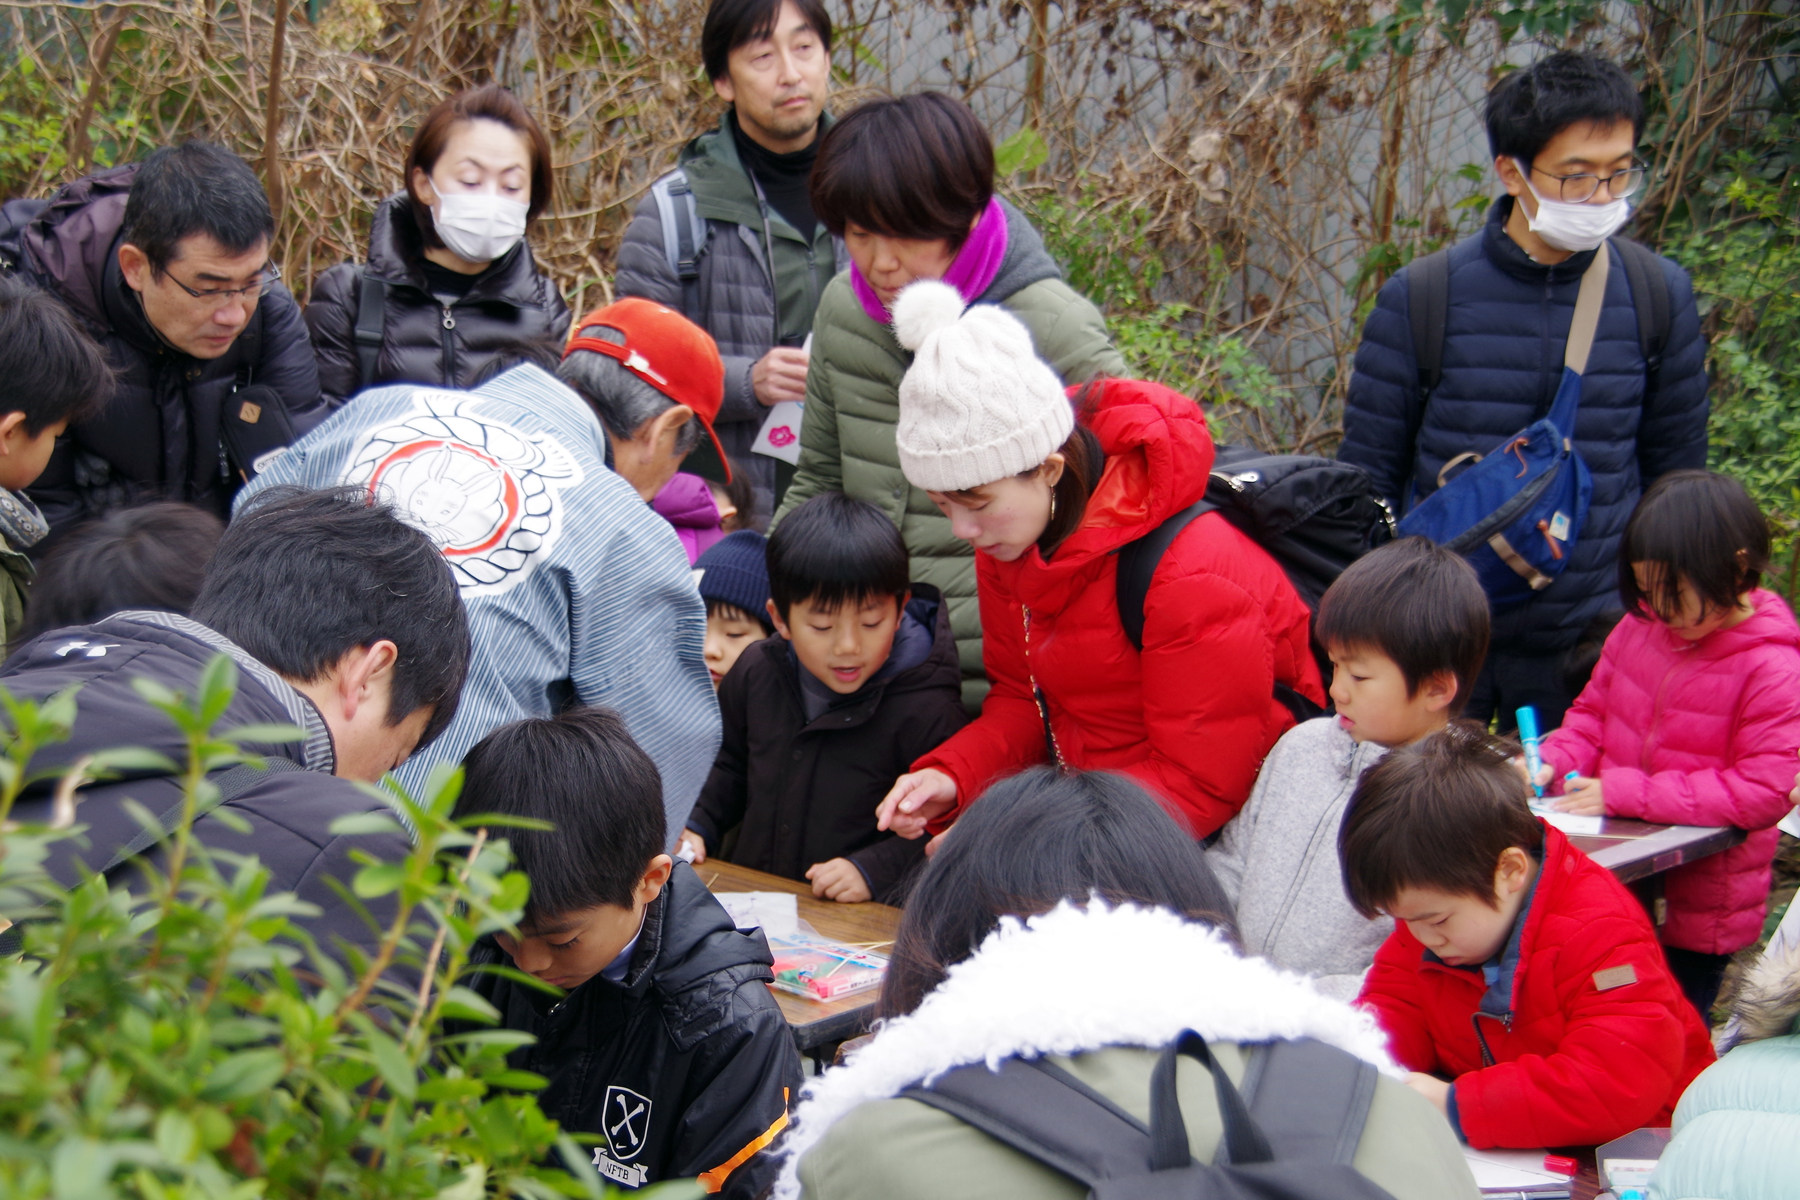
[{"x1": 893, "y1": 280, "x2": 1074, "y2": 493}]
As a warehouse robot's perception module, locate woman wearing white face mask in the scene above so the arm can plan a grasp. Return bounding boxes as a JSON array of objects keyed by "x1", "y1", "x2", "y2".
[{"x1": 305, "y1": 84, "x2": 570, "y2": 407}]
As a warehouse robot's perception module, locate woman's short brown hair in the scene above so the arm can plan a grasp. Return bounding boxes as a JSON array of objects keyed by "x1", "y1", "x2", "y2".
[
  {"x1": 1338, "y1": 721, "x2": 1544, "y2": 918},
  {"x1": 405, "y1": 83, "x2": 555, "y2": 250},
  {"x1": 810, "y1": 92, "x2": 994, "y2": 246}
]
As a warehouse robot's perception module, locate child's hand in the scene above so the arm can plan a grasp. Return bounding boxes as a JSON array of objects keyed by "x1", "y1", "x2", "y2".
[
  {"x1": 806, "y1": 858, "x2": 872, "y2": 903},
  {"x1": 877, "y1": 769, "x2": 958, "y2": 839},
  {"x1": 676, "y1": 828, "x2": 708, "y2": 865},
  {"x1": 1404, "y1": 1072, "x2": 1451, "y2": 1117},
  {"x1": 1553, "y1": 775, "x2": 1604, "y2": 816},
  {"x1": 1511, "y1": 755, "x2": 1554, "y2": 793}
]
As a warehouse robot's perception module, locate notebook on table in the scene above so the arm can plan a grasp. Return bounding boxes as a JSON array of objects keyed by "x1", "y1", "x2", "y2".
[{"x1": 1461, "y1": 1147, "x2": 1573, "y2": 1197}]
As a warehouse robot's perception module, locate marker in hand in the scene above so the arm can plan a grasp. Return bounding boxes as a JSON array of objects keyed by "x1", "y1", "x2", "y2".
[{"x1": 1517, "y1": 706, "x2": 1545, "y2": 798}]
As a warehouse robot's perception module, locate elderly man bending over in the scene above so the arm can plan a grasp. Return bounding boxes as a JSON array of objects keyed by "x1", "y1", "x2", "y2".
[{"x1": 240, "y1": 299, "x2": 725, "y2": 844}]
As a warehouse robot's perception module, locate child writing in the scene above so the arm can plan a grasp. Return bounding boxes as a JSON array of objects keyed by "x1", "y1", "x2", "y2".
[
  {"x1": 694, "y1": 529, "x2": 774, "y2": 689},
  {"x1": 0, "y1": 275, "x2": 112, "y2": 642},
  {"x1": 455, "y1": 708, "x2": 803, "y2": 1199},
  {"x1": 1346, "y1": 723, "x2": 1715, "y2": 1149},
  {"x1": 1208, "y1": 536, "x2": 1489, "y2": 1000},
  {"x1": 1537, "y1": 469, "x2": 1800, "y2": 1019},
  {"x1": 680, "y1": 492, "x2": 968, "y2": 904}
]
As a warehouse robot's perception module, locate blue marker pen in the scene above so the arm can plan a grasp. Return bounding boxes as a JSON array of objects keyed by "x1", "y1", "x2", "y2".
[{"x1": 1517, "y1": 706, "x2": 1545, "y2": 798}]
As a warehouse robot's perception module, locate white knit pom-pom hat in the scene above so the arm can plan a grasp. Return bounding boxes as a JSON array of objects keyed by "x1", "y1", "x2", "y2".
[{"x1": 892, "y1": 279, "x2": 1075, "y2": 493}]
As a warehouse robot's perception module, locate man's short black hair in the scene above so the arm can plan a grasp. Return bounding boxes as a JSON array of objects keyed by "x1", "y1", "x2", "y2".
[
  {"x1": 1315, "y1": 535, "x2": 1491, "y2": 711},
  {"x1": 1620, "y1": 469, "x2": 1770, "y2": 623},
  {"x1": 1484, "y1": 51, "x2": 1644, "y2": 164},
  {"x1": 0, "y1": 275, "x2": 112, "y2": 434},
  {"x1": 190, "y1": 486, "x2": 469, "y2": 750},
  {"x1": 120, "y1": 142, "x2": 275, "y2": 274},
  {"x1": 454, "y1": 708, "x2": 666, "y2": 919},
  {"x1": 1339, "y1": 722, "x2": 1544, "y2": 918},
  {"x1": 767, "y1": 491, "x2": 909, "y2": 619},
  {"x1": 701, "y1": 0, "x2": 833, "y2": 82}
]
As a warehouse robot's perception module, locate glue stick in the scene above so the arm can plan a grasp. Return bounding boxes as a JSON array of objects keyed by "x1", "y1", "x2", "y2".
[{"x1": 1517, "y1": 706, "x2": 1545, "y2": 798}]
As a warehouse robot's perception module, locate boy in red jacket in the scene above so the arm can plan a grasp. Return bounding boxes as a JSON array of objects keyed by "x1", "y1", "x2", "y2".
[{"x1": 1342, "y1": 723, "x2": 1714, "y2": 1149}]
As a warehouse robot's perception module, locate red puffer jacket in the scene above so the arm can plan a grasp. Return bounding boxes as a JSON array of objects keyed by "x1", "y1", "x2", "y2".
[
  {"x1": 1541, "y1": 590, "x2": 1800, "y2": 955},
  {"x1": 915, "y1": 378, "x2": 1322, "y2": 837},
  {"x1": 1358, "y1": 824, "x2": 1715, "y2": 1149}
]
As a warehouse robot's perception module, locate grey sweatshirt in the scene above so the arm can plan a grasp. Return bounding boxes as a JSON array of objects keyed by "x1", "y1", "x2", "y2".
[{"x1": 1207, "y1": 717, "x2": 1396, "y2": 1002}]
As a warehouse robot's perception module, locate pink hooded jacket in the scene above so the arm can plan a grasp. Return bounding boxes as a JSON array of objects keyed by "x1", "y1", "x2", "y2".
[
  {"x1": 1541, "y1": 589, "x2": 1800, "y2": 954},
  {"x1": 650, "y1": 472, "x2": 725, "y2": 566}
]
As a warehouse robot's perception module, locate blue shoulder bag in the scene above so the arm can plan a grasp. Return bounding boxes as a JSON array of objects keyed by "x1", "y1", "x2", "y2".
[{"x1": 1396, "y1": 244, "x2": 1609, "y2": 612}]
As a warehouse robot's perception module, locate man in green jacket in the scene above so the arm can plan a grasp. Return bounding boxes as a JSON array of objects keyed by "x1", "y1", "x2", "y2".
[
  {"x1": 774, "y1": 94, "x2": 1123, "y2": 708},
  {"x1": 614, "y1": 0, "x2": 843, "y2": 523}
]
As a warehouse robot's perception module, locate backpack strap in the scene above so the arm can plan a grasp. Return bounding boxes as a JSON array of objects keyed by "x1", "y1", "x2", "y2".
[
  {"x1": 900, "y1": 1056, "x2": 1153, "y2": 1187},
  {"x1": 651, "y1": 170, "x2": 705, "y2": 316},
  {"x1": 353, "y1": 267, "x2": 387, "y2": 390},
  {"x1": 1407, "y1": 247, "x2": 1452, "y2": 399},
  {"x1": 1238, "y1": 1039, "x2": 1379, "y2": 1166},
  {"x1": 1612, "y1": 235, "x2": 1672, "y2": 390},
  {"x1": 1116, "y1": 497, "x2": 1215, "y2": 652}
]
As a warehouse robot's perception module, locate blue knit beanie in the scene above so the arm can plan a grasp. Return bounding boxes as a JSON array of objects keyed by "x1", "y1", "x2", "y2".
[{"x1": 695, "y1": 530, "x2": 770, "y2": 621}]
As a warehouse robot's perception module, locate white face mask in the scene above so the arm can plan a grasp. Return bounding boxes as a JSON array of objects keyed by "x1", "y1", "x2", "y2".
[
  {"x1": 1516, "y1": 161, "x2": 1631, "y2": 252},
  {"x1": 430, "y1": 191, "x2": 528, "y2": 264}
]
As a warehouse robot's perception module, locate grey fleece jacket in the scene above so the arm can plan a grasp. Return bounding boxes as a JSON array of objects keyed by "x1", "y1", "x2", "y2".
[{"x1": 1206, "y1": 717, "x2": 1395, "y2": 1002}]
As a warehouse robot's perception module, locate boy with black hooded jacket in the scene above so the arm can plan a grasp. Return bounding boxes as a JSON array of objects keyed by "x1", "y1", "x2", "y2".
[
  {"x1": 680, "y1": 492, "x2": 968, "y2": 904},
  {"x1": 458, "y1": 708, "x2": 802, "y2": 1200}
]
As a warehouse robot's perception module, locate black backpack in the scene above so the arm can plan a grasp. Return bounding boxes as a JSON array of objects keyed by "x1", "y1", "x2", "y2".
[
  {"x1": 900, "y1": 1031, "x2": 1397, "y2": 1200},
  {"x1": 1115, "y1": 448, "x2": 1396, "y2": 718}
]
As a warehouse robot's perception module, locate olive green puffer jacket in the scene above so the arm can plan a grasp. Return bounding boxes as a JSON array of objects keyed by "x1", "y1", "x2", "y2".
[{"x1": 773, "y1": 200, "x2": 1124, "y2": 709}]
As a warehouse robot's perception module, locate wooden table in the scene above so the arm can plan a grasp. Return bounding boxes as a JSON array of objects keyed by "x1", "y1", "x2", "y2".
[
  {"x1": 1565, "y1": 816, "x2": 1747, "y2": 884},
  {"x1": 700, "y1": 859, "x2": 902, "y2": 1056}
]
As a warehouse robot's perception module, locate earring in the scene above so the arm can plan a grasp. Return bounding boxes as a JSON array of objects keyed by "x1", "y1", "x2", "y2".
[{"x1": 1048, "y1": 488, "x2": 1058, "y2": 522}]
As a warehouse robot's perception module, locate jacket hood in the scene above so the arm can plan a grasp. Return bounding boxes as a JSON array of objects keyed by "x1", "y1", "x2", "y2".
[
  {"x1": 20, "y1": 163, "x2": 138, "y2": 329},
  {"x1": 976, "y1": 197, "x2": 1064, "y2": 305},
  {"x1": 1722, "y1": 920, "x2": 1800, "y2": 1049},
  {"x1": 2, "y1": 610, "x2": 335, "y2": 800},
  {"x1": 651, "y1": 472, "x2": 722, "y2": 530},
  {"x1": 773, "y1": 900, "x2": 1399, "y2": 1199},
  {"x1": 363, "y1": 192, "x2": 546, "y2": 308},
  {"x1": 632, "y1": 862, "x2": 775, "y2": 998},
  {"x1": 680, "y1": 111, "x2": 836, "y2": 236}
]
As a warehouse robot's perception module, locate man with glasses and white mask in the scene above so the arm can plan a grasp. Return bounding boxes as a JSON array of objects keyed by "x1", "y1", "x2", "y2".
[
  {"x1": 1339, "y1": 51, "x2": 1709, "y2": 732},
  {"x1": 0, "y1": 141, "x2": 324, "y2": 541}
]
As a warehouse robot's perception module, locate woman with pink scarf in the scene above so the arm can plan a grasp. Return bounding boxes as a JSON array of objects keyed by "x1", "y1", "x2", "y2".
[{"x1": 772, "y1": 93, "x2": 1123, "y2": 710}]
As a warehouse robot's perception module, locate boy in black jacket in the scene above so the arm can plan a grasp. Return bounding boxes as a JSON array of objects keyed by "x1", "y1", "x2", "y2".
[
  {"x1": 457, "y1": 709, "x2": 801, "y2": 1199},
  {"x1": 679, "y1": 492, "x2": 968, "y2": 903}
]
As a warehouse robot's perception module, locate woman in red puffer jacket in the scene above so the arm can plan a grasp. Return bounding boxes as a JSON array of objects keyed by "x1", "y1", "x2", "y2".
[
  {"x1": 874, "y1": 281, "x2": 1321, "y2": 841},
  {"x1": 1539, "y1": 469, "x2": 1800, "y2": 1019}
]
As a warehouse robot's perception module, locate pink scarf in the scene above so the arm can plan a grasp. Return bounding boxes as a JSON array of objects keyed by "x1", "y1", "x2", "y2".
[{"x1": 850, "y1": 197, "x2": 1009, "y2": 324}]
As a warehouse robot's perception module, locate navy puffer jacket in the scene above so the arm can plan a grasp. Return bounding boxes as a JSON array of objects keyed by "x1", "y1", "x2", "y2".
[{"x1": 1338, "y1": 197, "x2": 1709, "y2": 655}]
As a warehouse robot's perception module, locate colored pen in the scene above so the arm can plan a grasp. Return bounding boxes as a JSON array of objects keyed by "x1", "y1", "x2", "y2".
[{"x1": 1517, "y1": 706, "x2": 1545, "y2": 797}]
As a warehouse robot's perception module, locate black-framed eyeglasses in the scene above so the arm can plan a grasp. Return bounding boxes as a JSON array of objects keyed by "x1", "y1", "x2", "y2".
[
  {"x1": 167, "y1": 261, "x2": 282, "y2": 304},
  {"x1": 1527, "y1": 161, "x2": 1648, "y2": 204}
]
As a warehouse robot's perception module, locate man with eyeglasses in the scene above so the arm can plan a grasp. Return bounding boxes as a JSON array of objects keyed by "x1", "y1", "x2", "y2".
[
  {"x1": 1340, "y1": 51, "x2": 1709, "y2": 732},
  {"x1": 0, "y1": 141, "x2": 325, "y2": 542}
]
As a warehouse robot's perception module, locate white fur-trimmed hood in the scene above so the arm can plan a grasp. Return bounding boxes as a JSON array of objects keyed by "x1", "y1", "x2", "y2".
[{"x1": 773, "y1": 900, "x2": 1401, "y2": 1199}]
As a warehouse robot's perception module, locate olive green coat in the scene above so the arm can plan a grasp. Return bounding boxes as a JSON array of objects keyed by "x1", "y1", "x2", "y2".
[
  {"x1": 774, "y1": 202, "x2": 1124, "y2": 708},
  {"x1": 797, "y1": 1044, "x2": 1479, "y2": 1200}
]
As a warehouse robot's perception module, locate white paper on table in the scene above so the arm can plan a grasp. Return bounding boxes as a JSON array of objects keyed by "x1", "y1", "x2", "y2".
[
  {"x1": 714, "y1": 891, "x2": 799, "y2": 938},
  {"x1": 1460, "y1": 1147, "x2": 1571, "y2": 1195},
  {"x1": 751, "y1": 401, "x2": 805, "y2": 464},
  {"x1": 1537, "y1": 809, "x2": 1605, "y2": 837}
]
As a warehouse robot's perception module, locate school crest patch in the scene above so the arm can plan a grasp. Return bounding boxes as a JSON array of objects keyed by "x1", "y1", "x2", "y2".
[
  {"x1": 591, "y1": 1084, "x2": 653, "y2": 1187},
  {"x1": 345, "y1": 391, "x2": 582, "y2": 595}
]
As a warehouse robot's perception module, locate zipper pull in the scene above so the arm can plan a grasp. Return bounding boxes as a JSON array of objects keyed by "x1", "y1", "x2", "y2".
[
  {"x1": 441, "y1": 306, "x2": 456, "y2": 330},
  {"x1": 1536, "y1": 519, "x2": 1563, "y2": 560}
]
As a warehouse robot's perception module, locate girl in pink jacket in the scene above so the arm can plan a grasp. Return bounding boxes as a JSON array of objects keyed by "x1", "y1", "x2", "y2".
[{"x1": 1541, "y1": 470, "x2": 1800, "y2": 1020}]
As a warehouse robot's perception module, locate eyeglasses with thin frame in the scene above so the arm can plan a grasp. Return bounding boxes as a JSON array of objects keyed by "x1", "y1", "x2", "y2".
[
  {"x1": 1525, "y1": 161, "x2": 1648, "y2": 204},
  {"x1": 165, "y1": 261, "x2": 282, "y2": 305}
]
